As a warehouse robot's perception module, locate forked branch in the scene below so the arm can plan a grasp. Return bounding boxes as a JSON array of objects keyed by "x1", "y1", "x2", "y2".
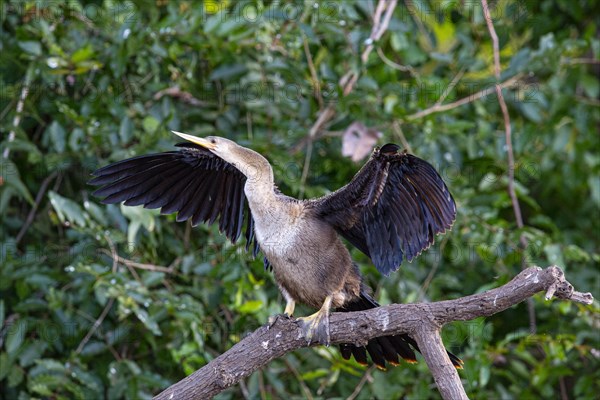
[{"x1": 154, "y1": 266, "x2": 592, "y2": 399}]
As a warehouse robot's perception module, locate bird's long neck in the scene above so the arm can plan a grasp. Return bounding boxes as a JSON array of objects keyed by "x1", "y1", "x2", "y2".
[{"x1": 233, "y1": 148, "x2": 276, "y2": 205}]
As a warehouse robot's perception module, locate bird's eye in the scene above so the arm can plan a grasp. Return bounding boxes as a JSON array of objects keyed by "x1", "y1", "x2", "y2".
[{"x1": 210, "y1": 139, "x2": 216, "y2": 144}]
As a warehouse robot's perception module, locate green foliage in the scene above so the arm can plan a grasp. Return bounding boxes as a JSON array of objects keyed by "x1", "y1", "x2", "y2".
[{"x1": 1, "y1": 0, "x2": 598, "y2": 398}]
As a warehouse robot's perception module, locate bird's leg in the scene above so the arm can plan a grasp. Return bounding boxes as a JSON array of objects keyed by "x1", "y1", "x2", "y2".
[
  {"x1": 284, "y1": 299, "x2": 296, "y2": 317},
  {"x1": 295, "y1": 295, "x2": 333, "y2": 346},
  {"x1": 268, "y1": 299, "x2": 296, "y2": 328}
]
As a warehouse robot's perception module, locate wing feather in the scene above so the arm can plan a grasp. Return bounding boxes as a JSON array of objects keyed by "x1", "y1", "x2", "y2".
[
  {"x1": 88, "y1": 155, "x2": 176, "y2": 185},
  {"x1": 93, "y1": 162, "x2": 183, "y2": 200},
  {"x1": 312, "y1": 145, "x2": 455, "y2": 275},
  {"x1": 89, "y1": 143, "x2": 255, "y2": 248},
  {"x1": 175, "y1": 175, "x2": 207, "y2": 222}
]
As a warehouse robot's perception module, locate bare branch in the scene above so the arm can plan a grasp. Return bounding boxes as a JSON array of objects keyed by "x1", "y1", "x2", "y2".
[
  {"x1": 3, "y1": 65, "x2": 34, "y2": 160},
  {"x1": 481, "y1": 0, "x2": 534, "y2": 332},
  {"x1": 76, "y1": 237, "x2": 119, "y2": 355},
  {"x1": 15, "y1": 171, "x2": 58, "y2": 245},
  {"x1": 75, "y1": 298, "x2": 115, "y2": 355},
  {"x1": 561, "y1": 57, "x2": 600, "y2": 65},
  {"x1": 481, "y1": 0, "x2": 524, "y2": 233},
  {"x1": 404, "y1": 0, "x2": 433, "y2": 51},
  {"x1": 414, "y1": 329, "x2": 467, "y2": 400},
  {"x1": 153, "y1": 266, "x2": 593, "y2": 400},
  {"x1": 303, "y1": 37, "x2": 323, "y2": 110},
  {"x1": 376, "y1": 47, "x2": 419, "y2": 78},
  {"x1": 435, "y1": 67, "x2": 466, "y2": 106},
  {"x1": 152, "y1": 86, "x2": 210, "y2": 108},
  {"x1": 391, "y1": 120, "x2": 413, "y2": 153},
  {"x1": 99, "y1": 248, "x2": 178, "y2": 273},
  {"x1": 347, "y1": 366, "x2": 375, "y2": 400},
  {"x1": 403, "y1": 74, "x2": 522, "y2": 121}
]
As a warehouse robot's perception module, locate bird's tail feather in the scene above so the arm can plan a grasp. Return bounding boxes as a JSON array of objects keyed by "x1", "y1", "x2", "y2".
[{"x1": 337, "y1": 291, "x2": 463, "y2": 370}]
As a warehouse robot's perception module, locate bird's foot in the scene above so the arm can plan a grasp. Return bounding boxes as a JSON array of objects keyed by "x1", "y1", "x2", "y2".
[
  {"x1": 295, "y1": 309, "x2": 330, "y2": 346},
  {"x1": 267, "y1": 312, "x2": 292, "y2": 329},
  {"x1": 268, "y1": 299, "x2": 296, "y2": 329}
]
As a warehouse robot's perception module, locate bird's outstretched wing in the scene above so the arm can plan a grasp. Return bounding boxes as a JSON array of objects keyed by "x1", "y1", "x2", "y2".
[
  {"x1": 311, "y1": 144, "x2": 455, "y2": 275},
  {"x1": 88, "y1": 143, "x2": 259, "y2": 255}
]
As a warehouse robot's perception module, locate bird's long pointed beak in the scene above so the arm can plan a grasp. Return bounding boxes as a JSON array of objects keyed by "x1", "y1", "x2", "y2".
[{"x1": 171, "y1": 131, "x2": 216, "y2": 149}]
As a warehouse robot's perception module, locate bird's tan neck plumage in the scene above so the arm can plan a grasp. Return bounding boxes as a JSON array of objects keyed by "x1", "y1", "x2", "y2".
[{"x1": 227, "y1": 146, "x2": 275, "y2": 201}]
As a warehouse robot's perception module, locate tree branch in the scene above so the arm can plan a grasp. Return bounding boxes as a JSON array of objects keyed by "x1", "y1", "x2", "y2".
[
  {"x1": 15, "y1": 171, "x2": 58, "y2": 246},
  {"x1": 154, "y1": 266, "x2": 593, "y2": 400},
  {"x1": 3, "y1": 64, "x2": 34, "y2": 160},
  {"x1": 481, "y1": 0, "x2": 535, "y2": 333},
  {"x1": 413, "y1": 329, "x2": 467, "y2": 400},
  {"x1": 402, "y1": 74, "x2": 522, "y2": 121}
]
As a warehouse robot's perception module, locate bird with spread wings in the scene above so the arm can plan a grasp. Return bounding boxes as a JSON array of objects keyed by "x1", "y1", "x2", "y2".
[{"x1": 89, "y1": 131, "x2": 461, "y2": 370}]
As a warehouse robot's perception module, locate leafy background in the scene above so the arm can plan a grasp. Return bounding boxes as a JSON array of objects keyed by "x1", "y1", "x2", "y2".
[{"x1": 1, "y1": 0, "x2": 599, "y2": 398}]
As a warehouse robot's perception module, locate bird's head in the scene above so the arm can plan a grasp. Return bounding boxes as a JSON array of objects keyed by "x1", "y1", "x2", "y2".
[
  {"x1": 171, "y1": 131, "x2": 273, "y2": 184},
  {"x1": 172, "y1": 131, "x2": 237, "y2": 158}
]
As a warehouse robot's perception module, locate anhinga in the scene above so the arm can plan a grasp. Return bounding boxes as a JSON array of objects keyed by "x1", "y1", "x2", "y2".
[{"x1": 89, "y1": 131, "x2": 462, "y2": 369}]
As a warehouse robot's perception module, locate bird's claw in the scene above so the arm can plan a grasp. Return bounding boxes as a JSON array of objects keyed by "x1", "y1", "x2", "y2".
[
  {"x1": 267, "y1": 312, "x2": 293, "y2": 329},
  {"x1": 296, "y1": 311, "x2": 330, "y2": 346}
]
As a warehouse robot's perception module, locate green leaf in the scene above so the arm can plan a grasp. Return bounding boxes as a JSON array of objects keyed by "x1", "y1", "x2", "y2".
[
  {"x1": 589, "y1": 175, "x2": 600, "y2": 207},
  {"x1": 479, "y1": 364, "x2": 490, "y2": 388},
  {"x1": 127, "y1": 220, "x2": 141, "y2": 246},
  {"x1": 46, "y1": 121, "x2": 66, "y2": 153},
  {"x1": 520, "y1": 102, "x2": 543, "y2": 123},
  {"x1": 543, "y1": 243, "x2": 565, "y2": 267},
  {"x1": 133, "y1": 308, "x2": 161, "y2": 336},
  {"x1": 71, "y1": 44, "x2": 95, "y2": 63},
  {"x1": 18, "y1": 41, "x2": 41, "y2": 56},
  {"x1": 28, "y1": 373, "x2": 64, "y2": 395},
  {"x1": 83, "y1": 200, "x2": 107, "y2": 225},
  {"x1": 0, "y1": 353, "x2": 10, "y2": 380},
  {"x1": 209, "y1": 63, "x2": 247, "y2": 80},
  {"x1": 581, "y1": 73, "x2": 599, "y2": 99},
  {"x1": 5, "y1": 320, "x2": 27, "y2": 356},
  {"x1": 142, "y1": 116, "x2": 159, "y2": 133},
  {"x1": 48, "y1": 191, "x2": 87, "y2": 227},
  {"x1": 142, "y1": 271, "x2": 165, "y2": 288},
  {"x1": 33, "y1": 358, "x2": 67, "y2": 373},
  {"x1": 563, "y1": 244, "x2": 591, "y2": 262},
  {"x1": 0, "y1": 160, "x2": 34, "y2": 205},
  {"x1": 119, "y1": 116, "x2": 134, "y2": 143},
  {"x1": 19, "y1": 341, "x2": 47, "y2": 368},
  {"x1": 237, "y1": 300, "x2": 263, "y2": 314},
  {"x1": 69, "y1": 127, "x2": 85, "y2": 151},
  {"x1": 7, "y1": 366, "x2": 24, "y2": 387},
  {"x1": 300, "y1": 368, "x2": 329, "y2": 380},
  {"x1": 120, "y1": 204, "x2": 157, "y2": 244},
  {"x1": 46, "y1": 56, "x2": 68, "y2": 69},
  {"x1": 79, "y1": 341, "x2": 106, "y2": 356}
]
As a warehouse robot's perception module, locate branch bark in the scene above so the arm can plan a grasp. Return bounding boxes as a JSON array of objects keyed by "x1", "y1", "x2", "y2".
[{"x1": 154, "y1": 266, "x2": 593, "y2": 400}]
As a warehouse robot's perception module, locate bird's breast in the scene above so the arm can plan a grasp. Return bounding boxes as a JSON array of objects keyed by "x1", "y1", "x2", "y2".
[
  {"x1": 252, "y1": 205, "x2": 303, "y2": 258},
  {"x1": 247, "y1": 198, "x2": 358, "y2": 308}
]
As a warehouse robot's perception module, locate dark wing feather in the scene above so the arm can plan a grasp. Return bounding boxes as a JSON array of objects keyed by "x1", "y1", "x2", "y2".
[
  {"x1": 312, "y1": 145, "x2": 455, "y2": 275},
  {"x1": 88, "y1": 143, "x2": 254, "y2": 247}
]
